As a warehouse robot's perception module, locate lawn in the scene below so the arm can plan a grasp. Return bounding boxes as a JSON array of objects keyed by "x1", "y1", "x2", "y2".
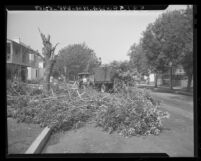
[{"x1": 7, "y1": 117, "x2": 43, "y2": 154}]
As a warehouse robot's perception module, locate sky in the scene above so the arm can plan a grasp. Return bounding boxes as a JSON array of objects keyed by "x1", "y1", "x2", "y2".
[{"x1": 7, "y1": 5, "x2": 188, "y2": 64}]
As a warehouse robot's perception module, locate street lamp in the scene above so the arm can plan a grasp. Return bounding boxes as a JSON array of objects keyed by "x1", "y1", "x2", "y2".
[{"x1": 169, "y1": 61, "x2": 173, "y2": 90}]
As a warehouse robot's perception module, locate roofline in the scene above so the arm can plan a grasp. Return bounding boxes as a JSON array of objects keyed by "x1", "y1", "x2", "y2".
[{"x1": 7, "y1": 38, "x2": 38, "y2": 54}]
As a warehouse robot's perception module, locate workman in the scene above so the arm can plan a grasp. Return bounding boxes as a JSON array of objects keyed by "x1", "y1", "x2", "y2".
[{"x1": 83, "y1": 76, "x2": 87, "y2": 84}]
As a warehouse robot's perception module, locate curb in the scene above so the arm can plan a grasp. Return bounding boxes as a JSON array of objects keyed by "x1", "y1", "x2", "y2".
[
  {"x1": 25, "y1": 126, "x2": 52, "y2": 154},
  {"x1": 174, "y1": 91, "x2": 193, "y2": 96}
]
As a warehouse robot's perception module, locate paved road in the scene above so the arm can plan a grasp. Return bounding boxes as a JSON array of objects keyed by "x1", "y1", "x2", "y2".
[
  {"x1": 150, "y1": 92, "x2": 193, "y2": 119},
  {"x1": 42, "y1": 91, "x2": 194, "y2": 157}
]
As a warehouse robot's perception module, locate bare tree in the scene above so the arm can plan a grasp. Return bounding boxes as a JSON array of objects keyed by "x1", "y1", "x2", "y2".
[{"x1": 38, "y1": 28, "x2": 59, "y2": 91}]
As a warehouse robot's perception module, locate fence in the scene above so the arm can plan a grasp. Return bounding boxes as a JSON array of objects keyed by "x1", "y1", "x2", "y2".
[{"x1": 160, "y1": 73, "x2": 192, "y2": 88}]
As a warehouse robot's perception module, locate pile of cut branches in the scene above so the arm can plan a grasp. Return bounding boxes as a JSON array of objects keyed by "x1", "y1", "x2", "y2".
[
  {"x1": 7, "y1": 81, "x2": 169, "y2": 137},
  {"x1": 7, "y1": 81, "x2": 98, "y2": 133},
  {"x1": 95, "y1": 87, "x2": 169, "y2": 137}
]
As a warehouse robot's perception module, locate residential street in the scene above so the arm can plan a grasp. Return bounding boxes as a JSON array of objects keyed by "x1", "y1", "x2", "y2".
[
  {"x1": 7, "y1": 5, "x2": 194, "y2": 157},
  {"x1": 42, "y1": 89, "x2": 194, "y2": 157}
]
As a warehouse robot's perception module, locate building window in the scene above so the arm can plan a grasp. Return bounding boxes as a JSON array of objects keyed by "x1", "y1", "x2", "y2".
[
  {"x1": 29, "y1": 54, "x2": 34, "y2": 61},
  {"x1": 13, "y1": 43, "x2": 21, "y2": 56},
  {"x1": 7, "y1": 42, "x2": 11, "y2": 60},
  {"x1": 36, "y1": 69, "x2": 38, "y2": 78},
  {"x1": 34, "y1": 55, "x2": 37, "y2": 61},
  {"x1": 22, "y1": 52, "x2": 26, "y2": 63}
]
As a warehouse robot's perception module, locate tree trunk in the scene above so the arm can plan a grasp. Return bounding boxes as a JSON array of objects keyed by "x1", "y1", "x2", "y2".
[
  {"x1": 187, "y1": 73, "x2": 193, "y2": 91},
  {"x1": 64, "y1": 66, "x2": 67, "y2": 83},
  {"x1": 170, "y1": 66, "x2": 173, "y2": 90},
  {"x1": 154, "y1": 73, "x2": 158, "y2": 88},
  {"x1": 147, "y1": 77, "x2": 150, "y2": 85},
  {"x1": 44, "y1": 60, "x2": 55, "y2": 92},
  {"x1": 44, "y1": 70, "x2": 51, "y2": 92}
]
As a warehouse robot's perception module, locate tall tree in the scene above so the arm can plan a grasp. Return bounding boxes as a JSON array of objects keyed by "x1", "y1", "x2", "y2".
[
  {"x1": 128, "y1": 43, "x2": 149, "y2": 76},
  {"x1": 180, "y1": 6, "x2": 193, "y2": 91},
  {"x1": 53, "y1": 43, "x2": 101, "y2": 81},
  {"x1": 141, "y1": 8, "x2": 193, "y2": 89},
  {"x1": 141, "y1": 23, "x2": 168, "y2": 88},
  {"x1": 37, "y1": 29, "x2": 59, "y2": 91}
]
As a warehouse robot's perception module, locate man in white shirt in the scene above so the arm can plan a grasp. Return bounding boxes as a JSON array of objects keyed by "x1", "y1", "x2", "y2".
[{"x1": 83, "y1": 77, "x2": 87, "y2": 84}]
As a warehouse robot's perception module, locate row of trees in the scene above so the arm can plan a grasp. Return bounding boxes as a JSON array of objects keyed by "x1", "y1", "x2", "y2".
[
  {"x1": 128, "y1": 6, "x2": 193, "y2": 91},
  {"x1": 38, "y1": 6, "x2": 193, "y2": 91}
]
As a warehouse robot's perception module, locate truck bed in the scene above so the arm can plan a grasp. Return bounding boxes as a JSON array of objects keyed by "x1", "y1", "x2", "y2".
[{"x1": 94, "y1": 67, "x2": 114, "y2": 83}]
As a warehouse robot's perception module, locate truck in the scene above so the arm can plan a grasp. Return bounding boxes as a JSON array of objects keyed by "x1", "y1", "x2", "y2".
[
  {"x1": 93, "y1": 66, "x2": 116, "y2": 92},
  {"x1": 77, "y1": 66, "x2": 126, "y2": 92}
]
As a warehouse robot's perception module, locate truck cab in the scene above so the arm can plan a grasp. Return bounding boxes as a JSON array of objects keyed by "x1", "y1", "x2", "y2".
[{"x1": 77, "y1": 72, "x2": 93, "y2": 88}]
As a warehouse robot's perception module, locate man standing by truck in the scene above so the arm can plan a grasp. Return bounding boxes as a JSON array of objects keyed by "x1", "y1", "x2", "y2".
[
  {"x1": 83, "y1": 76, "x2": 87, "y2": 85},
  {"x1": 78, "y1": 74, "x2": 88, "y2": 89}
]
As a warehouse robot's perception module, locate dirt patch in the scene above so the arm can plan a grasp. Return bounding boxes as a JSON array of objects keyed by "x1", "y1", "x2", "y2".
[{"x1": 7, "y1": 118, "x2": 43, "y2": 154}]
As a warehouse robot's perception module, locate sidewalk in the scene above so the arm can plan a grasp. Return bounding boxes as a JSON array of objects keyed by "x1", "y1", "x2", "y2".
[{"x1": 136, "y1": 84, "x2": 193, "y2": 96}]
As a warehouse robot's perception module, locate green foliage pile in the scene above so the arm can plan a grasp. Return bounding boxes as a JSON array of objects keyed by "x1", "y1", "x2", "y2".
[
  {"x1": 7, "y1": 82, "x2": 169, "y2": 137},
  {"x1": 95, "y1": 87, "x2": 169, "y2": 137}
]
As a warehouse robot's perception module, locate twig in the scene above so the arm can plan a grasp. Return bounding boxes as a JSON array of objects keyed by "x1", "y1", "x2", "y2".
[
  {"x1": 76, "y1": 90, "x2": 86, "y2": 99},
  {"x1": 67, "y1": 90, "x2": 71, "y2": 100},
  {"x1": 41, "y1": 94, "x2": 67, "y2": 100},
  {"x1": 51, "y1": 88, "x2": 55, "y2": 96},
  {"x1": 29, "y1": 94, "x2": 68, "y2": 103},
  {"x1": 10, "y1": 85, "x2": 21, "y2": 96}
]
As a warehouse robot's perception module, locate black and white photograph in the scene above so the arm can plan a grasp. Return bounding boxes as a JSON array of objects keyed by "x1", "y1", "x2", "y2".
[{"x1": 6, "y1": 5, "x2": 194, "y2": 157}]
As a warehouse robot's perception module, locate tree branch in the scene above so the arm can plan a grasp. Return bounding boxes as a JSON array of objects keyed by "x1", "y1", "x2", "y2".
[
  {"x1": 52, "y1": 43, "x2": 59, "y2": 53},
  {"x1": 35, "y1": 51, "x2": 45, "y2": 61},
  {"x1": 38, "y1": 27, "x2": 47, "y2": 45},
  {"x1": 50, "y1": 43, "x2": 60, "y2": 58}
]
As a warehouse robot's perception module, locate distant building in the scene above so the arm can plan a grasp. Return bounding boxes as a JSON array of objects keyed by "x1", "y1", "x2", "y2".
[
  {"x1": 148, "y1": 65, "x2": 193, "y2": 88},
  {"x1": 6, "y1": 38, "x2": 44, "y2": 82},
  {"x1": 149, "y1": 74, "x2": 155, "y2": 82},
  {"x1": 146, "y1": 73, "x2": 162, "y2": 86},
  {"x1": 27, "y1": 53, "x2": 44, "y2": 81},
  {"x1": 172, "y1": 65, "x2": 193, "y2": 88}
]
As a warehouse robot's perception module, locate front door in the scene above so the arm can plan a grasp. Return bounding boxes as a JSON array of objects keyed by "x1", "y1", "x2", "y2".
[{"x1": 21, "y1": 66, "x2": 27, "y2": 82}]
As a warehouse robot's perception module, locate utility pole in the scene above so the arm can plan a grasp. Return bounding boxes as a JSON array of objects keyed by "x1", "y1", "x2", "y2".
[{"x1": 169, "y1": 61, "x2": 173, "y2": 90}]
